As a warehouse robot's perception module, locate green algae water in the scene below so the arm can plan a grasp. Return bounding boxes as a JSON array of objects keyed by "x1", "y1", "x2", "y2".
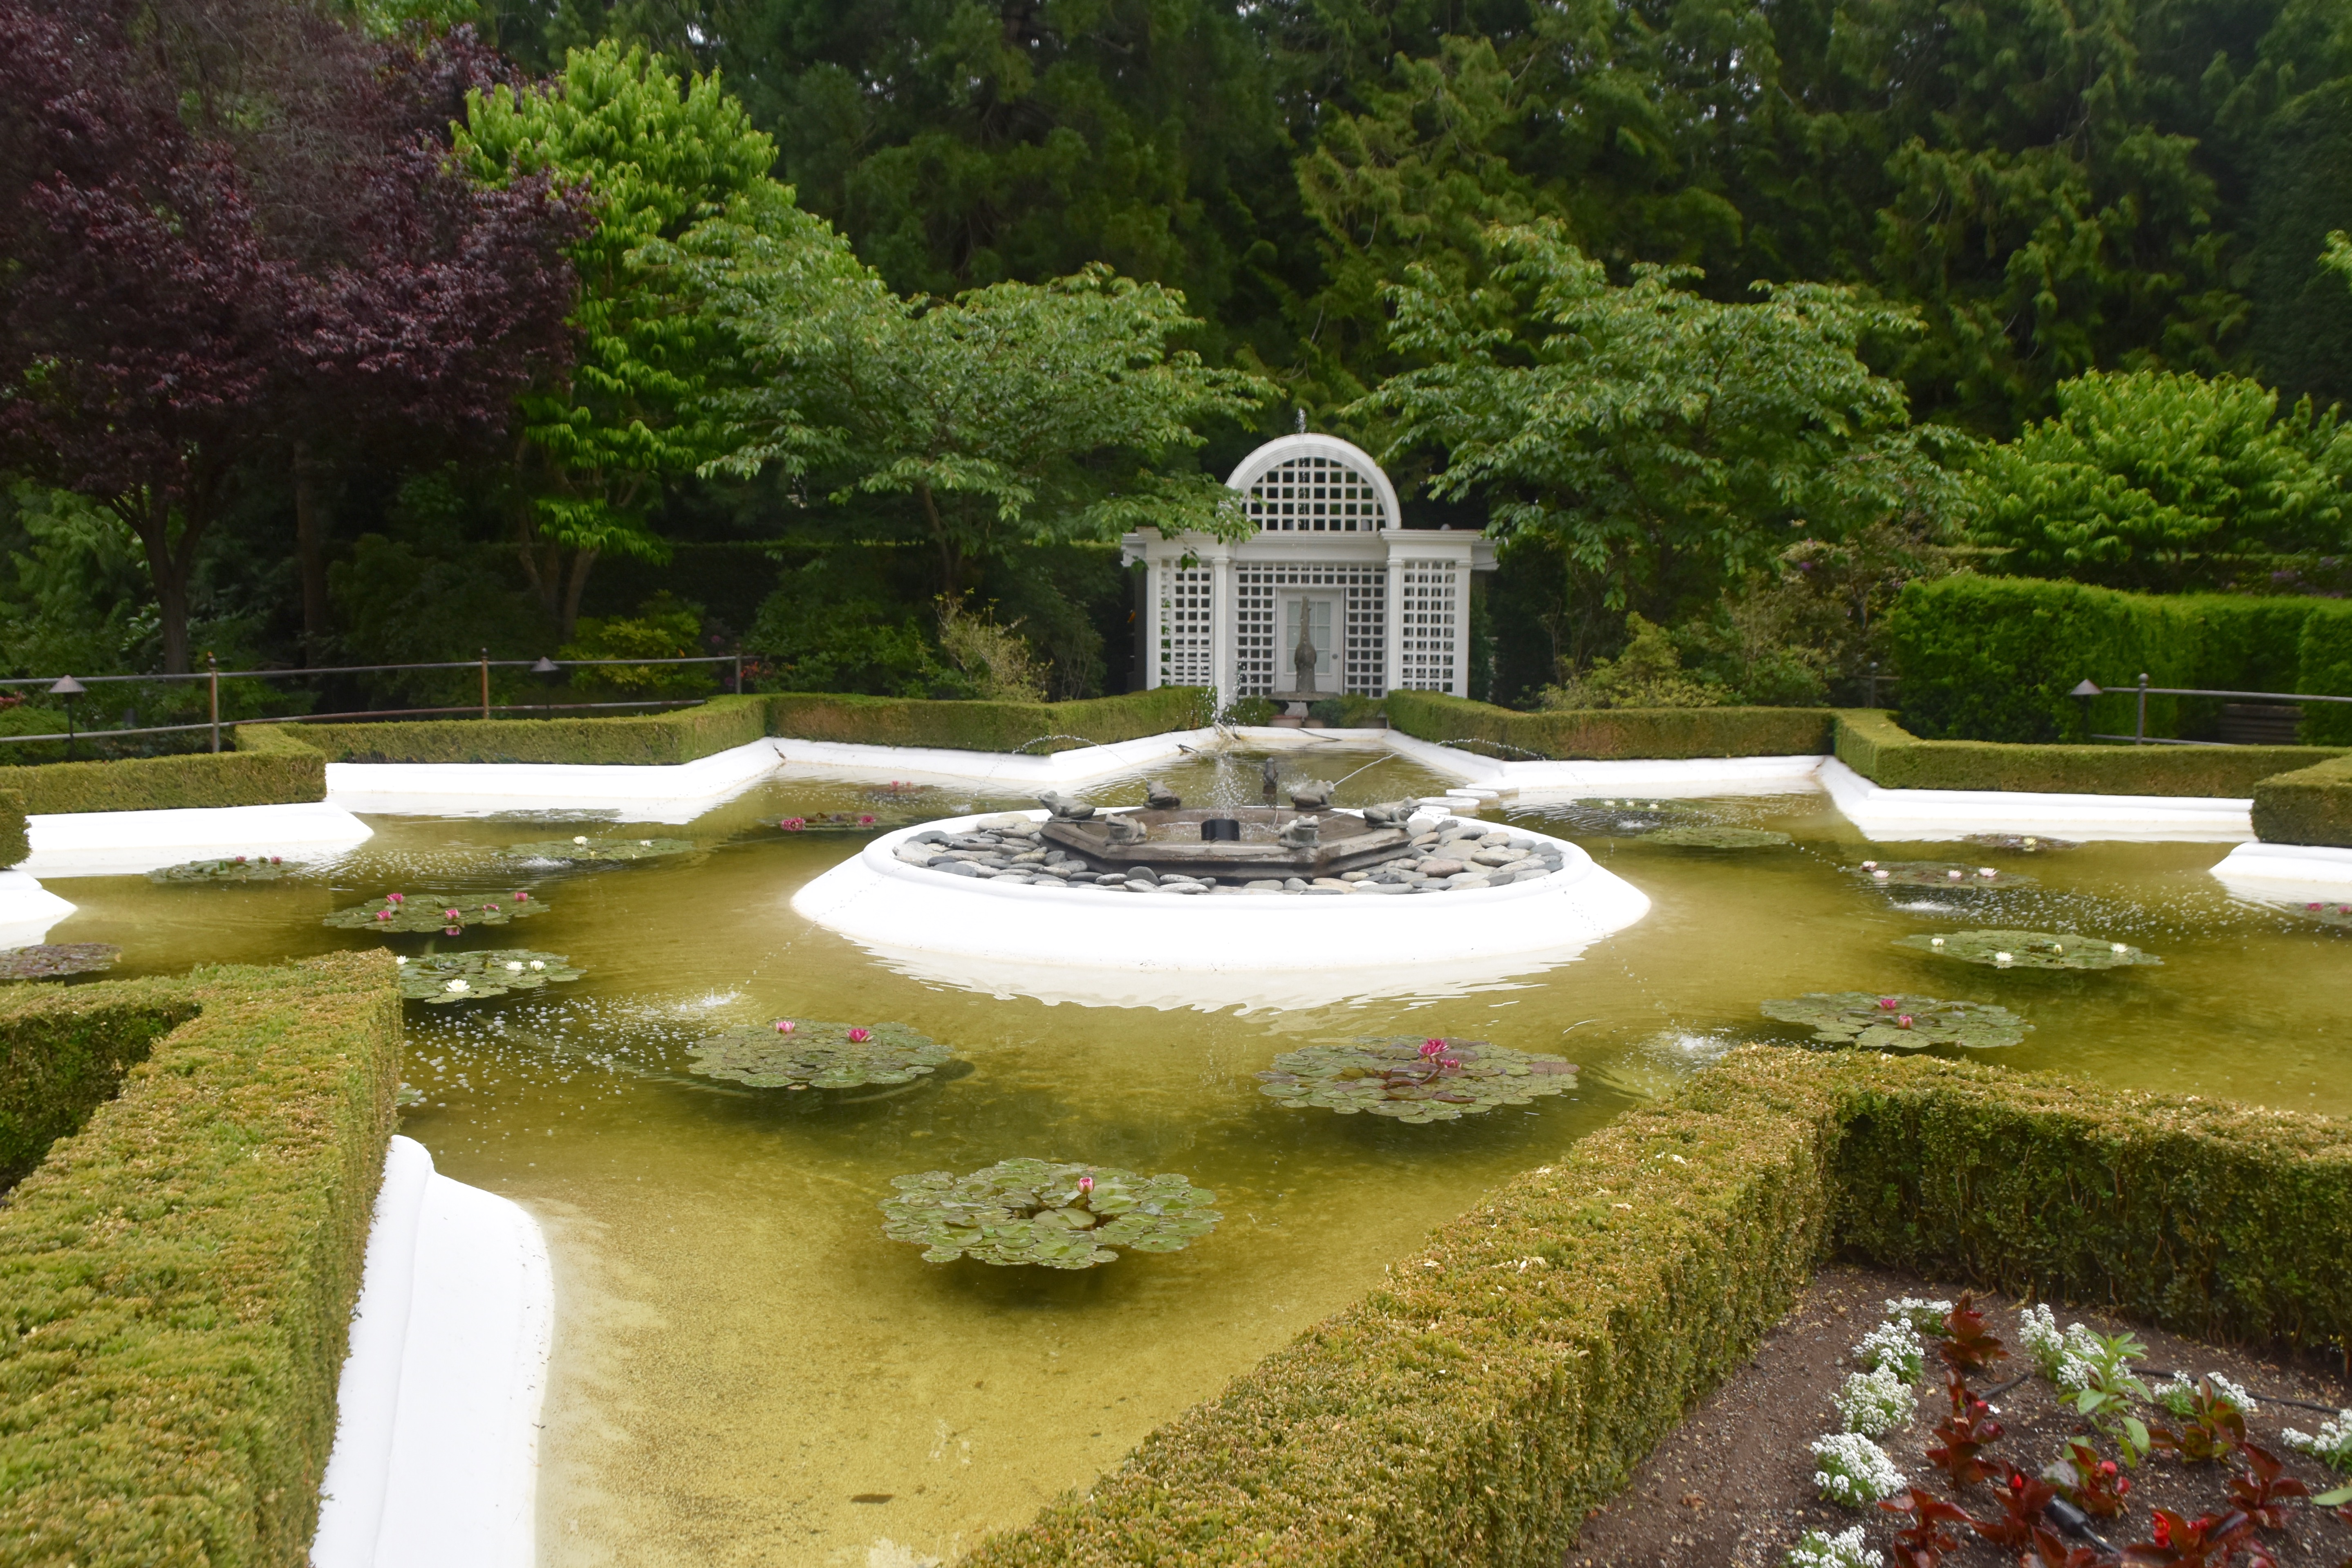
[{"x1": 43, "y1": 750, "x2": 2352, "y2": 1566}]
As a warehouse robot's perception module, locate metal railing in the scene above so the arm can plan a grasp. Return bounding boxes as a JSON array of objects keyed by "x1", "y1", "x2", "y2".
[
  {"x1": 3, "y1": 649, "x2": 749, "y2": 759},
  {"x1": 2073, "y1": 674, "x2": 2352, "y2": 746}
]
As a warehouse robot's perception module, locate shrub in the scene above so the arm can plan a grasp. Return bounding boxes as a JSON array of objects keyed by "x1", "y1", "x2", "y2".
[
  {"x1": 558, "y1": 592, "x2": 720, "y2": 700},
  {"x1": 2251, "y1": 754, "x2": 2352, "y2": 844},
  {"x1": 961, "y1": 1049, "x2": 2350, "y2": 1568},
  {"x1": 1810, "y1": 1432, "x2": 1906, "y2": 1506},
  {"x1": 0, "y1": 750, "x2": 325, "y2": 813},
  {"x1": 249, "y1": 694, "x2": 768, "y2": 766},
  {"x1": 1387, "y1": 689, "x2": 1835, "y2": 759},
  {"x1": 1833, "y1": 709, "x2": 2343, "y2": 797},
  {"x1": 0, "y1": 994, "x2": 199, "y2": 1190},
  {"x1": 766, "y1": 687, "x2": 1207, "y2": 753},
  {"x1": 0, "y1": 788, "x2": 23, "y2": 868},
  {"x1": 0, "y1": 953, "x2": 399, "y2": 1568},
  {"x1": 1537, "y1": 614, "x2": 1726, "y2": 709},
  {"x1": 936, "y1": 599, "x2": 1049, "y2": 703}
]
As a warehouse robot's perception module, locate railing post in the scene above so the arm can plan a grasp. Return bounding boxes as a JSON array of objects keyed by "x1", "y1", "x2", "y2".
[
  {"x1": 733, "y1": 650, "x2": 744, "y2": 694},
  {"x1": 1866, "y1": 660, "x2": 1879, "y2": 709},
  {"x1": 480, "y1": 647, "x2": 491, "y2": 720},
  {"x1": 2136, "y1": 672, "x2": 2149, "y2": 745},
  {"x1": 207, "y1": 652, "x2": 220, "y2": 753}
]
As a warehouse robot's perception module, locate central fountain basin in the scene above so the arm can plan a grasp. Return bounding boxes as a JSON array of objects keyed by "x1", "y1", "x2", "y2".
[{"x1": 1041, "y1": 806, "x2": 1409, "y2": 883}]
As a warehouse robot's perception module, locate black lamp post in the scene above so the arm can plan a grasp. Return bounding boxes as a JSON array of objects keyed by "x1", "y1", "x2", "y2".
[
  {"x1": 2070, "y1": 679, "x2": 2101, "y2": 739},
  {"x1": 49, "y1": 674, "x2": 83, "y2": 759}
]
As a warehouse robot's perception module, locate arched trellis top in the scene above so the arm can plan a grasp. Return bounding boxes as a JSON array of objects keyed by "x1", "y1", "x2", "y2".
[{"x1": 1224, "y1": 434, "x2": 1402, "y2": 536}]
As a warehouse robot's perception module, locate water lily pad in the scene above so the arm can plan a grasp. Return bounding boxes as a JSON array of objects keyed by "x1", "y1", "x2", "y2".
[
  {"x1": 1893, "y1": 929, "x2": 2160, "y2": 969},
  {"x1": 1644, "y1": 825, "x2": 1794, "y2": 849},
  {"x1": 880, "y1": 1158, "x2": 1221, "y2": 1269},
  {"x1": 0, "y1": 943, "x2": 120, "y2": 981},
  {"x1": 685, "y1": 1020, "x2": 952, "y2": 1090},
  {"x1": 1254, "y1": 1036, "x2": 1580, "y2": 1124},
  {"x1": 1760, "y1": 991, "x2": 2031, "y2": 1050},
  {"x1": 501, "y1": 837, "x2": 695, "y2": 864},
  {"x1": 770, "y1": 811, "x2": 922, "y2": 833},
  {"x1": 325, "y1": 892, "x2": 547, "y2": 934},
  {"x1": 395, "y1": 948, "x2": 584, "y2": 1004},
  {"x1": 1846, "y1": 860, "x2": 2038, "y2": 890},
  {"x1": 148, "y1": 855, "x2": 293, "y2": 884},
  {"x1": 1962, "y1": 833, "x2": 2080, "y2": 853}
]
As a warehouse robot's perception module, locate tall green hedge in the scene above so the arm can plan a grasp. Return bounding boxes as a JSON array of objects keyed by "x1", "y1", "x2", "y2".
[
  {"x1": 247, "y1": 693, "x2": 770, "y2": 766},
  {"x1": 0, "y1": 953, "x2": 401, "y2": 1568},
  {"x1": 0, "y1": 789, "x2": 25, "y2": 869},
  {"x1": 766, "y1": 686, "x2": 1210, "y2": 753},
  {"x1": 963, "y1": 1049, "x2": 2348, "y2": 1568},
  {"x1": 1385, "y1": 690, "x2": 1836, "y2": 759},
  {"x1": 1832, "y1": 709, "x2": 2345, "y2": 796},
  {"x1": 0, "y1": 751, "x2": 325, "y2": 815},
  {"x1": 1887, "y1": 578, "x2": 2352, "y2": 744},
  {"x1": 0, "y1": 996, "x2": 199, "y2": 1192},
  {"x1": 2250, "y1": 753, "x2": 2352, "y2": 846}
]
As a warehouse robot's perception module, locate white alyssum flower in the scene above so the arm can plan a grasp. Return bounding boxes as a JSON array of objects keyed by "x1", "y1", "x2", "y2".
[
  {"x1": 2281, "y1": 1409, "x2": 2352, "y2": 1473},
  {"x1": 1811, "y1": 1432, "x2": 1905, "y2": 1506},
  {"x1": 2018, "y1": 1304, "x2": 2066, "y2": 1379},
  {"x1": 1884, "y1": 1297, "x2": 1953, "y2": 1335},
  {"x1": 1852, "y1": 1319, "x2": 1926, "y2": 1386},
  {"x1": 1833, "y1": 1365, "x2": 1914, "y2": 1436},
  {"x1": 2208, "y1": 1372, "x2": 2258, "y2": 1412},
  {"x1": 1783, "y1": 1525, "x2": 1884, "y2": 1568},
  {"x1": 2153, "y1": 1377, "x2": 2199, "y2": 1417}
]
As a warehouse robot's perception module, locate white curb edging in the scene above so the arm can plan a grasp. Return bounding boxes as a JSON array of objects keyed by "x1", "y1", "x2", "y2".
[
  {"x1": 325, "y1": 736, "x2": 787, "y2": 820},
  {"x1": 2207, "y1": 841, "x2": 2352, "y2": 899},
  {"x1": 0, "y1": 867, "x2": 76, "y2": 946},
  {"x1": 312, "y1": 1136, "x2": 552, "y2": 1568},
  {"x1": 789, "y1": 808, "x2": 1652, "y2": 1011},
  {"x1": 1816, "y1": 758, "x2": 2254, "y2": 842},
  {"x1": 771, "y1": 727, "x2": 1228, "y2": 788},
  {"x1": 20, "y1": 801, "x2": 374, "y2": 878}
]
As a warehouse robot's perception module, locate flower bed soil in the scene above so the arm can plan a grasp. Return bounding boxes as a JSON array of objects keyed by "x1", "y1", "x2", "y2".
[{"x1": 1568, "y1": 1265, "x2": 2352, "y2": 1568}]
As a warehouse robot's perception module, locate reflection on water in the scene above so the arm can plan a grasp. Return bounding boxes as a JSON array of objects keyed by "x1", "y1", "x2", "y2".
[{"x1": 35, "y1": 749, "x2": 2352, "y2": 1567}]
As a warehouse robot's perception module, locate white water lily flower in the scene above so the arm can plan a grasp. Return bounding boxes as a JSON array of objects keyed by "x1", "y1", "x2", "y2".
[
  {"x1": 1873, "y1": 870, "x2": 1890, "y2": 880},
  {"x1": 506, "y1": 961, "x2": 524, "y2": 972},
  {"x1": 446, "y1": 979, "x2": 468, "y2": 992},
  {"x1": 394, "y1": 956, "x2": 408, "y2": 965},
  {"x1": 1978, "y1": 867, "x2": 1997, "y2": 877},
  {"x1": 1946, "y1": 869, "x2": 1963, "y2": 880},
  {"x1": 1995, "y1": 952, "x2": 2014, "y2": 964},
  {"x1": 529, "y1": 960, "x2": 545, "y2": 970},
  {"x1": 573, "y1": 835, "x2": 588, "y2": 845},
  {"x1": 2111, "y1": 943, "x2": 2128, "y2": 954},
  {"x1": 1861, "y1": 860, "x2": 1877, "y2": 869},
  {"x1": 1930, "y1": 937, "x2": 1945, "y2": 947},
  {"x1": 640, "y1": 839, "x2": 652, "y2": 846}
]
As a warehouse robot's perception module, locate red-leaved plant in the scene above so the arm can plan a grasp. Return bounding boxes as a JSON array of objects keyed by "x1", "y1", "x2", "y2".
[
  {"x1": 2154, "y1": 1379, "x2": 2249, "y2": 1465},
  {"x1": 2026, "y1": 1525, "x2": 2112, "y2": 1568},
  {"x1": 1938, "y1": 1292, "x2": 2009, "y2": 1377},
  {"x1": 2227, "y1": 1444, "x2": 2309, "y2": 1532},
  {"x1": 1928, "y1": 1369, "x2": 2006, "y2": 1489},
  {"x1": 1972, "y1": 1468, "x2": 2060, "y2": 1550},
  {"x1": 2048, "y1": 1436, "x2": 2133, "y2": 1518},
  {"x1": 2120, "y1": 1510, "x2": 2259, "y2": 1567},
  {"x1": 1879, "y1": 1485, "x2": 1975, "y2": 1568}
]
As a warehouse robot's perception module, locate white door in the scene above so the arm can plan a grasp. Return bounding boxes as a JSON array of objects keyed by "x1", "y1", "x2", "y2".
[{"x1": 1283, "y1": 597, "x2": 1335, "y2": 693}]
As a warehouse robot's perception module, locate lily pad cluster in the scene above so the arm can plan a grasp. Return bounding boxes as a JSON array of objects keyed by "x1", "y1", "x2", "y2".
[
  {"x1": 1645, "y1": 825, "x2": 1794, "y2": 850},
  {"x1": 1760, "y1": 992, "x2": 2032, "y2": 1050},
  {"x1": 771, "y1": 811, "x2": 917, "y2": 833},
  {"x1": 2298, "y1": 900, "x2": 2352, "y2": 929},
  {"x1": 1254, "y1": 1035, "x2": 1580, "y2": 1123},
  {"x1": 149, "y1": 855, "x2": 291, "y2": 884},
  {"x1": 1894, "y1": 929, "x2": 2160, "y2": 970},
  {"x1": 880, "y1": 1158, "x2": 1222, "y2": 1269},
  {"x1": 1848, "y1": 860, "x2": 2039, "y2": 891},
  {"x1": 1963, "y1": 832, "x2": 2079, "y2": 853},
  {"x1": 1545, "y1": 799, "x2": 1700, "y2": 834},
  {"x1": 501, "y1": 836, "x2": 694, "y2": 864},
  {"x1": 395, "y1": 949, "x2": 584, "y2": 1004},
  {"x1": 0, "y1": 943, "x2": 120, "y2": 981},
  {"x1": 324, "y1": 891, "x2": 546, "y2": 934},
  {"x1": 685, "y1": 1019, "x2": 952, "y2": 1090}
]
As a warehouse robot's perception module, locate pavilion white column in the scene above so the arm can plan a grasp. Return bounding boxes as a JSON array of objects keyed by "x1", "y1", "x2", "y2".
[
  {"x1": 1383, "y1": 544, "x2": 1405, "y2": 697},
  {"x1": 1451, "y1": 549, "x2": 1469, "y2": 697},
  {"x1": 1143, "y1": 558, "x2": 1163, "y2": 689},
  {"x1": 1210, "y1": 547, "x2": 1236, "y2": 699}
]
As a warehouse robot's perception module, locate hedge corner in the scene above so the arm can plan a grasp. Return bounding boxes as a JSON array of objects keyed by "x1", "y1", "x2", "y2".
[
  {"x1": 2251, "y1": 754, "x2": 2352, "y2": 847},
  {"x1": 0, "y1": 789, "x2": 25, "y2": 869}
]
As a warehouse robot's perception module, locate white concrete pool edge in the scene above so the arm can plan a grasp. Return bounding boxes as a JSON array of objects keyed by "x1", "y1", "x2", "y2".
[
  {"x1": 1814, "y1": 758, "x2": 2256, "y2": 842},
  {"x1": 0, "y1": 867, "x2": 76, "y2": 945},
  {"x1": 313, "y1": 1136, "x2": 552, "y2": 1568},
  {"x1": 2208, "y1": 841, "x2": 2352, "y2": 898},
  {"x1": 19, "y1": 800, "x2": 376, "y2": 879}
]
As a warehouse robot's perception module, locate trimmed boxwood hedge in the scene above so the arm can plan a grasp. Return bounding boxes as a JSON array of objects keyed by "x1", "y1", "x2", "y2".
[
  {"x1": 0, "y1": 750, "x2": 326, "y2": 815},
  {"x1": 245, "y1": 692, "x2": 770, "y2": 766},
  {"x1": 2250, "y1": 753, "x2": 2352, "y2": 846},
  {"x1": 1887, "y1": 577, "x2": 2352, "y2": 744},
  {"x1": 0, "y1": 994, "x2": 199, "y2": 1192},
  {"x1": 0, "y1": 952, "x2": 400, "y2": 1568},
  {"x1": 766, "y1": 685, "x2": 1211, "y2": 753},
  {"x1": 1385, "y1": 690, "x2": 1836, "y2": 759},
  {"x1": 0, "y1": 789, "x2": 24, "y2": 869},
  {"x1": 1833, "y1": 709, "x2": 2345, "y2": 797},
  {"x1": 963, "y1": 1049, "x2": 2349, "y2": 1568}
]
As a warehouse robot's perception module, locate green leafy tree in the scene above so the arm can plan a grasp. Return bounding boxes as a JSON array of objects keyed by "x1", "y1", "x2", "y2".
[
  {"x1": 691, "y1": 255, "x2": 1275, "y2": 593},
  {"x1": 1353, "y1": 221, "x2": 1963, "y2": 630},
  {"x1": 1966, "y1": 370, "x2": 2352, "y2": 589},
  {"x1": 457, "y1": 40, "x2": 858, "y2": 635}
]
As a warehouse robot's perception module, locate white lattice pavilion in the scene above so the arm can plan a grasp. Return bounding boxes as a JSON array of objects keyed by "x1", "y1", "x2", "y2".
[{"x1": 1120, "y1": 434, "x2": 1496, "y2": 699}]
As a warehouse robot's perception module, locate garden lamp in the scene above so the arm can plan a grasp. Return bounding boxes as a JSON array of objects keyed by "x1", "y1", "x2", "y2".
[
  {"x1": 531, "y1": 656, "x2": 560, "y2": 676},
  {"x1": 49, "y1": 674, "x2": 83, "y2": 759},
  {"x1": 2070, "y1": 679, "x2": 2101, "y2": 739}
]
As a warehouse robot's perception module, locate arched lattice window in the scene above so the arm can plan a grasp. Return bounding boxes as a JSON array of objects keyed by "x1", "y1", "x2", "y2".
[{"x1": 1243, "y1": 455, "x2": 1389, "y2": 533}]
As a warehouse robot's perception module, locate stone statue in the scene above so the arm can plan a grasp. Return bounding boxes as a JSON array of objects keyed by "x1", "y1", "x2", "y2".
[
  {"x1": 1144, "y1": 779, "x2": 1182, "y2": 810},
  {"x1": 1292, "y1": 621, "x2": 1318, "y2": 694},
  {"x1": 1287, "y1": 781, "x2": 1333, "y2": 809},
  {"x1": 1361, "y1": 800, "x2": 1411, "y2": 825},
  {"x1": 1278, "y1": 818, "x2": 1320, "y2": 849},
  {"x1": 1260, "y1": 757, "x2": 1279, "y2": 797},
  {"x1": 1106, "y1": 815, "x2": 1145, "y2": 845},
  {"x1": 1037, "y1": 790, "x2": 1094, "y2": 820}
]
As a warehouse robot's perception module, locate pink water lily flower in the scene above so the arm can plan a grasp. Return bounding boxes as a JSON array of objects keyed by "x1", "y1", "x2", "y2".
[
  {"x1": 858, "y1": 814, "x2": 877, "y2": 826},
  {"x1": 386, "y1": 892, "x2": 405, "y2": 903},
  {"x1": 774, "y1": 1019, "x2": 796, "y2": 1034},
  {"x1": 1077, "y1": 1175, "x2": 1093, "y2": 1198},
  {"x1": 233, "y1": 856, "x2": 247, "y2": 864},
  {"x1": 1877, "y1": 997, "x2": 1898, "y2": 1009},
  {"x1": 1897, "y1": 1015, "x2": 1914, "y2": 1028},
  {"x1": 444, "y1": 908, "x2": 462, "y2": 920},
  {"x1": 444, "y1": 925, "x2": 461, "y2": 936},
  {"x1": 1419, "y1": 1038, "x2": 1446, "y2": 1058},
  {"x1": 374, "y1": 909, "x2": 392, "y2": 921},
  {"x1": 514, "y1": 891, "x2": 529, "y2": 901},
  {"x1": 847, "y1": 1027, "x2": 871, "y2": 1043}
]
